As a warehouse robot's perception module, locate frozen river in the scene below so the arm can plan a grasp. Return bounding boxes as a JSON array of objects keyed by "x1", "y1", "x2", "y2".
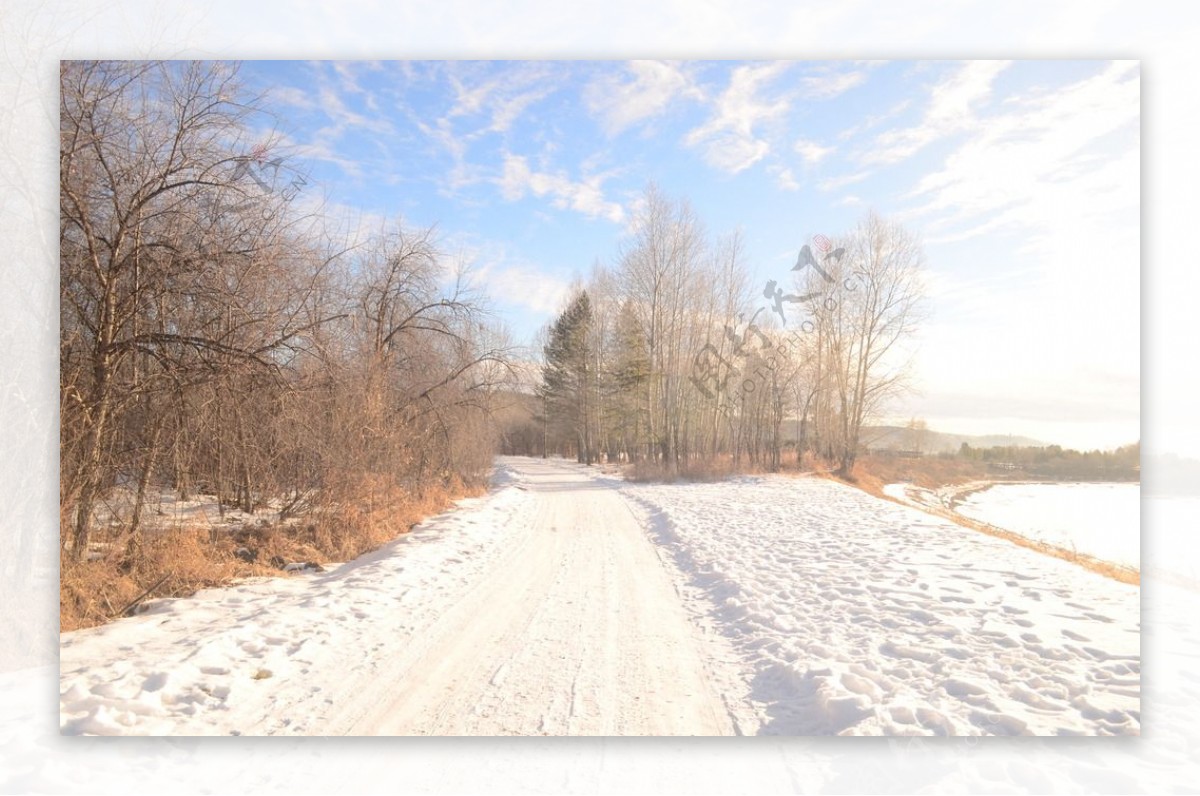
[{"x1": 955, "y1": 482, "x2": 1140, "y2": 569}]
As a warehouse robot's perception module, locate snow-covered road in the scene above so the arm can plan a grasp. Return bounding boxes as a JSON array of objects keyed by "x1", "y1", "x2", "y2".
[
  {"x1": 60, "y1": 457, "x2": 740, "y2": 736},
  {"x1": 60, "y1": 457, "x2": 1139, "y2": 736},
  {"x1": 320, "y1": 457, "x2": 739, "y2": 735}
]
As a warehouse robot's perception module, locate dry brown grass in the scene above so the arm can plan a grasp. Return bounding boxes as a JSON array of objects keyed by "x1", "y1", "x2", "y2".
[
  {"x1": 60, "y1": 475, "x2": 485, "y2": 633},
  {"x1": 915, "y1": 501, "x2": 1138, "y2": 586},
  {"x1": 625, "y1": 454, "x2": 776, "y2": 483},
  {"x1": 852, "y1": 454, "x2": 994, "y2": 490},
  {"x1": 60, "y1": 528, "x2": 252, "y2": 632}
]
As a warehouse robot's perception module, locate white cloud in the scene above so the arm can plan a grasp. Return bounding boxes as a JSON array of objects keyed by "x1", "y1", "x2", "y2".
[
  {"x1": 271, "y1": 130, "x2": 365, "y2": 179},
  {"x1": 498, "y1": 154, "x2": 625, "y2": 224},
  {"x1": 445, "y1": 63, "x2": 557, "y2": 135},
  {"x1": 457, "y1": 242, "x2": 573, "y2": 317},
  {"x1": 317, "y1": 85, "x2": 390, "y2": 136},
  {"x1": 266, "y1": 64, "x2": 394, "y2": 179},
  {"x1": 291, "y1": 139, "x2": 365, "y2": 178},
  {"x1": 586, "y1": 60, "x2": 702, "y2": 136},
  {"x1": 269, "y1": 85, "x2": 318, "y2": 111},
  {"x1": 800, "y1": 69, "x2": 867, "y2": 99},
  {"x1": 328, "y1": 61, "x2": 385, "y2": 112},
  {"x1": 794, "y1": 138, "x2": 834, "y2": 165},
  {"x1": 837, "y1": 99, "x2": 912, "y2": 142},
  {"x1": 479, "y1": 261, "x2": 572, "y2": 316},
  {"x1": 684, "y1": 62, "x2": 792, "y2": 174},
  {"x1": 899, "y1": 62, "x2": 1140, "y2": 439},
  {"x1": 488, "y1": 87, "x2": 551, "y2": 134},
  {"x1": 769, "y1": 165, "x2": 800, "y2": 191},
  {"x1": 864, "y1": 60, "x2": 1011, "y2": 165},
  {"x1": 498, "y1": 154, "x2": 532, "y2": 201},
  {"x1": 447, "y1": 74, "x2": 495, "y2": 118},
  {"x1": 904, "y1": 60, "x2": 1138, "y2": 244},
  {"x1": 818, "y1": 170, "x2": 870, "y2": 191},
  {"x1": 406, "y1": 63, "x2": 561, "y2": 195}
]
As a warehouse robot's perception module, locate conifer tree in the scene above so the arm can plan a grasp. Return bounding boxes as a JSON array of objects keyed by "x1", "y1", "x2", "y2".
[
  {"x1": 606, "y1": 299, "x2": 651, "y2": 462},
  {"x1": 541, "y1": 291, "x2": 595, "y2": 463}
]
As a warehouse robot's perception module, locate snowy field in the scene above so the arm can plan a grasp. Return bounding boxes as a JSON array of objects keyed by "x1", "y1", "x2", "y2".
[
  {"x1": 60, "y1": 457, "x2": 1139, "y2": 737},
  {"x1": 618, "y1": 474, "x2": 1140, "y2": 736},
  {"x1": 952, "y1": 483, "x2": 1140, "y2": 568}
]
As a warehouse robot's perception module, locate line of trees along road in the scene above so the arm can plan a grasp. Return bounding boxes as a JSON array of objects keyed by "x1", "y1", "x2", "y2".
[
  {"x1": 60, "y1": 61, "x2": 512, "y2": 567},
  {"x1": 59, "y1": 59, "x2": 925, "y2": 604},
  {"x1": 533, "y1": 186, "x2": 926, "y2": 477}
]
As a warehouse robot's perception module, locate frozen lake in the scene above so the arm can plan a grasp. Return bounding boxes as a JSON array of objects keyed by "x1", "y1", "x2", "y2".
[{"x1": 955, "y1": 482, "x2": 1140, "y2": 569}]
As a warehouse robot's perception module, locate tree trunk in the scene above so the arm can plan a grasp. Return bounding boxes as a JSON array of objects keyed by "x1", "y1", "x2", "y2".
[{"x1": 127, "y1": 414, "x2": 164, "y2": 544}]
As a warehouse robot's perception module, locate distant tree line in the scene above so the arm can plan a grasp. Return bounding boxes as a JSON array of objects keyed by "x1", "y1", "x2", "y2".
[
  {"x1": 525, "y1": 186, "x2": 926, "y2": 477},
  {"x1": 955, "y1": 442, "x2": 1140, "y2": 481}
]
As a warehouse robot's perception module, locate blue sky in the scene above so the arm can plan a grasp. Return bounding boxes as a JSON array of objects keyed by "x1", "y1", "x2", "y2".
[{"x1": 234, "y1": 60, "x2": 1139, "y2": 451}]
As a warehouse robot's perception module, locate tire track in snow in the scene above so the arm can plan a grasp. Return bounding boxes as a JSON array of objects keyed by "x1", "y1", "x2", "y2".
[{"x1": 339, "y1": 456, "x2": 735, "y2": 735}]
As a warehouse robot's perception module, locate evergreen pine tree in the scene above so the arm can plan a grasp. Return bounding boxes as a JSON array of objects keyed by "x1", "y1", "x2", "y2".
[{"x1": 541, "y1": 291, "x2": 595, "y2": 463}]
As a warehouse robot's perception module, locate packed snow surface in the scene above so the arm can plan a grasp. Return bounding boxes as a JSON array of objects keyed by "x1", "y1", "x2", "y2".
[
  {"x1": 620, "y1": 473, "x2": 1139, "y2": 735},
  {"x1": 60, "y1": 458, "x2": 1139, "y2": 736},
  {"x1": 60, "y1": 458, "x2": 737, "y2": 736}
]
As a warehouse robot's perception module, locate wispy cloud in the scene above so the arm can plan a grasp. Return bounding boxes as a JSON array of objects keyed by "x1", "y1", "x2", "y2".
[
  {"x1": 268, "y1": 85, "x2": 318, "y2": 112},
  {"x1": 585, "y1": 60, "x2": 703, "y2": 136},
  {"x1": 799, "y1": 68, "x2": 868, "y2": 99},
  {"x1": 904, "y1": 60, "x2": 1138, "y2": 244},
  {"x1": 684, "y1": 61, "x2": 792, "y2": 174},
  {"x1": 414, "y1": 116, "x2": 481, "y2": 191},
  {"x1": 901, "y1": 61, "x2": 1140, "y2": 419},
  {"x1": 444, "y1": 62, "x2": 558, "y2": 135},
  {"x1": 863, "y1": 60, "x2": 1011, "y2": 165},
  {"x1": 455, "y1": 239, "x2": 573, "y2": 317},
  {"x1": 794, "y1": 138, "x2": 834, "y2": 165},
  {"x1": 329, "y1": 61, "x2": 385, "y2": 112},
  {"x1": 818, "y1": 170, "x2": 870, "y2": 191},
  {"x1": 489, "y1": 87, "x2": 550, "y2": 134},
  {"x1": 267, "y1": 63, "x2": 396, "y2": 180},
  {"x1": 406, "y1": 63, "x2": 562, "y2": 194},
  {"x1": 271, "y1": 130, "x2": 365, "y2": 179},
  {"x1": 261, "y1": 63, "x2": 395, "y2": 180},
  {"x1": 769, "y1": 164, "x2": 800, "y2": 191},
  {"x1": 498, "y1": 153, "x2": 625, "y2": 224},
  {"x1": 836, "y1": 99, "x2": 912, "y2": 141},
  {"x1": 316, "y1": 84, "x2": 392, "y2": 137}
]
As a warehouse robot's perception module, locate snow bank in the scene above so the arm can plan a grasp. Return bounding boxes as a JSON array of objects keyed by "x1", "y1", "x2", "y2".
[
  {"x1": 618, "y1": 474, "x2": 1140, "y2": 736},
  {"x1": 60, "y1": 463, "x2": 535, "y2": 735}
]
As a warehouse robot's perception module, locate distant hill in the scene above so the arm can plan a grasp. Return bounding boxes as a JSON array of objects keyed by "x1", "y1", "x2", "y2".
[{"x1": 857, "y1": 425, "x2": 1050, "y2": 454}]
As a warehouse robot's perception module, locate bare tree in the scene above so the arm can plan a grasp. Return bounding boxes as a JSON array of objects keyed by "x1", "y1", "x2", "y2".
[
  {"x1": 60, "y1": 60, "x2": 314, "y2": 557},
  {"x1": 800, "y1": 212, "x2": 925, "y2": 476},
  {"x1": 617, "y1": 184, "x2": 709, "y2": 472}
]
